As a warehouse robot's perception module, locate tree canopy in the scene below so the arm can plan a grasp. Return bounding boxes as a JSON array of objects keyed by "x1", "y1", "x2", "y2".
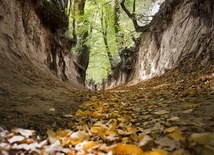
[{"x1": 53, "y1": 0, "x2": 164, "y2": 83}]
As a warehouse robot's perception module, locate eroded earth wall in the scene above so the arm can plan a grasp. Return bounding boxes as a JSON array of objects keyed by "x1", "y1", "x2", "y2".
[
  {"x1": 0, "y1": 0, "x2": 84, "y2": 91},
  {"x1": 106, "y1": 0, "x2": 213, "y2": 88},
  {"x1": 133, "y1": 0, "x2": 214, "y2": 82}
]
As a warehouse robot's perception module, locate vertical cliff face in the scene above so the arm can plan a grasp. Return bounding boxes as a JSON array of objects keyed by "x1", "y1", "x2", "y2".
[
  {"x1": 106, "y1": 0, "x2": 213, "y2": 88},
  {"x1": 106, "y1": 0, "x2": 214, "y2": 87},
  {"x1": 133, "y1": 0, "x2": 213, "y2": 82},
  {"x1": 0, "y1": 0, "x2": 84, "y2": 91}
]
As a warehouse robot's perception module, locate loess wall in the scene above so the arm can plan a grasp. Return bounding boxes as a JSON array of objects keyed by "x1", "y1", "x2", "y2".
[
  {"x1": 133, "y1": 0, "x2": 214, "y2": 82},
  {"x1": 0, "y1": 0, "x2": 84, "y2": 90}
]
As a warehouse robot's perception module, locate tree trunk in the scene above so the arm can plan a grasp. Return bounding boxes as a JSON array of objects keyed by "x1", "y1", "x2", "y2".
[
  {"x1": 73, "y1": 0, "x2": 90, "y2": 85},
  {"x1": 114, "y1": 0, "x2": 121, "y2": 46},
  {"x1": 101, "y1": 8, "x2": 114, "y2": 69}
]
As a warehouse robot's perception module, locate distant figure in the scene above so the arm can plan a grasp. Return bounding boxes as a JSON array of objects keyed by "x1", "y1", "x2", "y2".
[{"x1": 93, "y1": 84, "x2": 97, "y2": 91}]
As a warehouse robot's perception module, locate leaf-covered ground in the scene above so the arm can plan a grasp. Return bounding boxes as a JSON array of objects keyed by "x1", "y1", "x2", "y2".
[{"x1": 0, "y1": 67, "x2": 214, "y2": 155}]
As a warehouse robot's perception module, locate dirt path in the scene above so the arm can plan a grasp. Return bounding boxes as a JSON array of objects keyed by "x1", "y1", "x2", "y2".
[
  {"x1": 0, "y1": 67, "x2": 213, "y2": 154},
  {"x1": 0, "y1": 59, "x2": 87, "y2": 136}
]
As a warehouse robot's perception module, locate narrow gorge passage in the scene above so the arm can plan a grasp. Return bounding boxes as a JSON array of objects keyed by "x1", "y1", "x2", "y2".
[
  {"x1": 0, "y1": 0, "x2": 214, "y2": 154},
  {"x1": 0, "y1": 67, "x2": 213, "y2": 154}
]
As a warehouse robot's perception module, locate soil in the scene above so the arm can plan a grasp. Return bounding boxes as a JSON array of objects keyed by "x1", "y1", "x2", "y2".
[
  {"x1": 0, "y1": 61, "x2": 213, "y2": 154},
  {"x1": 0, "y1": 58, "x2": 88, "y2": 136}
]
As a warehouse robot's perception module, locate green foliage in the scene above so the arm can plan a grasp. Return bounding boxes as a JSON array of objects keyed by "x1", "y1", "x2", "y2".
[{"x1": 68, "y1": 0, "x2": 164, "y2": 83}]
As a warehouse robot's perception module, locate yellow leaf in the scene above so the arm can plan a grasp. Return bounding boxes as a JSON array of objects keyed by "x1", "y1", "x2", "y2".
[
  {"x1": 98, "y1": 129, "x2": 106, "y2": 140},
  {"x1": 165, "y1": 126, "x2": 178, "y2": 133},
  {"x1": 76, "y1": 110, "x2": 85, "y2": 116},
  {"x1": 91, "y1": 111, "x2": 101, "y2": 118},
  {"x1": 91, "y1": 96, "x2": 97, "y2": 101},
  {"x1": 143, "y1": 150, "x2": 167, "y2": 155},
  {"x1": 109, "y1": 119, "x2": 117, "y2": 131},
  {"x1": 122, "y1": 137, "x2": 129, "y2": 142},
  {"x1": 105, "y1": 130, "x2": 117, "y2": 136},
  {"x1": 70, "y1": 131, "x2": 89, "y2": 146},
  {"x1": 83, "y1": 141, "x2": 98, "y2": 151},
  {"x1": 168, "y1": 127, "x2": 182, "y2": 141},
  {"x1": 126, "y1": 125, "x2": 137, "y2": 135},
  {"x1": 183, "y1": 103, "x2": 199, "y2": 108},
  {"x1": 70, "y1": 139, "x2": 82, "y2": 146},
  {"x1": 61, "y1": 137, "x2": 71, "y2": 147},
  {"x1": 90, "y1": 127, "x2": 100, "y2": 134},
  {"x1": 138, "y1": 133, "x2": 145, "y2": 141},
  {"x1": 93, "y1": 122, "x2": 108, "y2": 129},
  {"x1": 113, "y1": 143, "x2": 143, "y2": 155},
  {"x1": 84, "y1": 110, "x2": 91, "y2": 115},
  {"x1": 112, "y1": 111, "x2": 120, "y2": 117},
  {"x1": 56, "y1": 129, "x2": 72, "y2": 138},
  {"x1": 131, "y1": 134, "x2": 139, "y2": 142},
  {"x1": 117, "y1": 117, "x2": 128, "y2": 123}
]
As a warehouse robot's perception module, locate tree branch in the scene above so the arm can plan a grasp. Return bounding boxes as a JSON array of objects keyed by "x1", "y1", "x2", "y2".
[{"x1": 120, "y1": 0, "x2": 150, "y2": 32}]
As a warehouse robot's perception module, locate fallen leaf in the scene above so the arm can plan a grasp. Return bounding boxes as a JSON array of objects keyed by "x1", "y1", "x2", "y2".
[
  {"x1": 12, "y1": 128, "x2": 35, "y2": 138},
  {"x1": 90, "y1": 127, "x2": 100, "y2": 134},
  {"x1": 47, "y1": 129, "x2": 57, "y2": 144},
  {"x1": 105, "y1": 134, "x2": 119, "y2": 141},
  {"x1": 76, "y1": 109, "x2": 85, "y2": 116},
  {"x1": 83, "y1": 141, "x2": 98, "y2": 151},
  {"x1": 143, "y1": 149, "x2": 167, "y2": 155},
  {"x1": 8, "y1": 135, "x2": 25, "y2": 144},
  {"x1": 191, "y1": 132, "x2": 214, "y2": 145},
  {"x1": 70, "y1": 131, "x2": 89, "y2": 146},
  {"x1": 105, "y1": 130, "x2": 116, "y2": 136},
  {"x1": 122, "y1": 137, "x2": 129, "y2": 143},
  {"x1": 183, "y1": 103, "x2": 199, "y2": 109},
  {"x1": 0, "y1": 143, "x2": 11, "y2": 150},
  {"x1": 91, "y1": 111, "x2": 101, "y2": 118},
  {"x1": 156, "y1": 137, "x2": 180, "y2": 151},
  {"x1": 113, "y1": 143, "x2": 143, "y2": 155},
  {"x1": 57, "y1": 130, "x2": 72, "y2": 138},
  {"x1": 167, "y1": 127, "x2": 182, "y2": 141},
  {"x1": 138, "y1": 135, "x2": 154, "y2": 149},
  {"x1": 183, "y1": 109, "x2": 193, "y2": 114},
  {"x1": 70, "y1": 138, "x2": 82, "y2": 146},
  {"x1": 154, "y1": 110, "x2": 170, "y2": 115},
  {"x1": 165, "y1": 126, "x2": 179, "y2": 133},
  {"x1": 126, "y1": 125, "x2": 137, "y2": 135},
  {"x1": 10, "y1": 143, "x2": 36, "y2": 151},
  {"x1": 49, "y1": 108, "x2": 55, "y2": 112},
  {"x1": 108, "y1": 119, "x2": 117, "y2": 131},
  {"x1": 168, "y1": 117, "x2": 180, "y2": 122},
  {"x1": 117, "y1": 116, "x2": 128, "y2": 123},
  {"x1": 171, "y1": 149, "x2": 187, "y2": 155}
]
